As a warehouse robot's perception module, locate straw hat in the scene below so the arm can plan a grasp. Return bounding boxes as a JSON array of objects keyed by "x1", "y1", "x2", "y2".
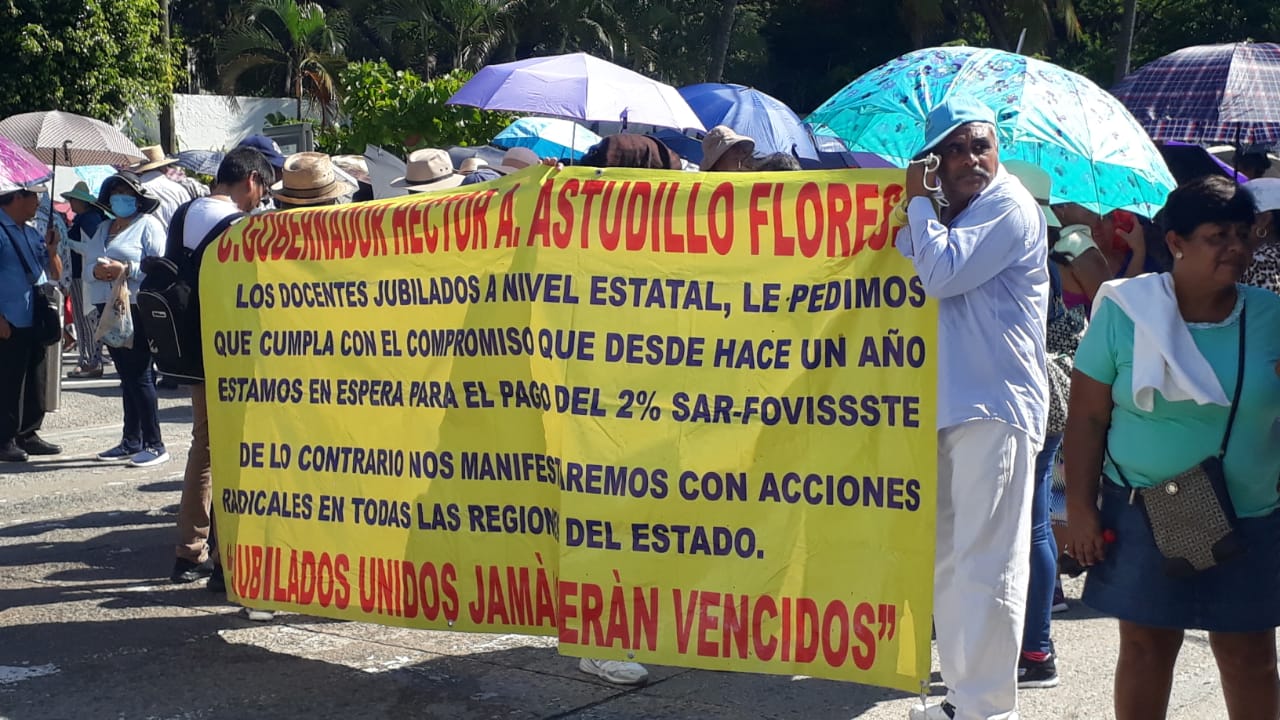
[
  {"x1": 130, "y1": 145, "x2": 179, "y2": 174},
  {"x1": 457, "y1": 157, "x2": 488, "y2": 175},
  {"x1": 271, "y1": 153, "x2": 356, "y2": 206},
  {"x1": 60, "y1": 181, "x2": 109, "y2": 213},
  {"x1": 701, "y1": 126, "x2": 755, "y2": 171},
  {"x1": 391, "y1": 148, "x2": 465, "y2": 192},
  {"x1": 491, "y1": 147, "x2": 540, "y2": 176}
]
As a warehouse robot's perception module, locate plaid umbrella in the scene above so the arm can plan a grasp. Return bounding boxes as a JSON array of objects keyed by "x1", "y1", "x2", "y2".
[
  {"x1": 0, "y1": 110, "x2": 144, "y2": 167},
  {"x1": 1111, "y1": 42, "x2": 1280, "y2": 146}
]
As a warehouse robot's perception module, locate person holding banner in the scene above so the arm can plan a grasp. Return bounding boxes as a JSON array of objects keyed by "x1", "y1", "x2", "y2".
[
  {"x1": 896, "y1": 94, "x2": 1049, "y2": 720},
  {"x1": 172, "y1": 147, "x2": 274, "y2": 587}
]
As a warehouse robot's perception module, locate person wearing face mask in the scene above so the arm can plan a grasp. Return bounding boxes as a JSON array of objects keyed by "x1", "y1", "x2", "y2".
[
  {"x1": 168, "y1": 147, "x2": 273, "y2": 587},
  {"x1": 85, "y1": 171, "x2": 168, "y2": 468}
]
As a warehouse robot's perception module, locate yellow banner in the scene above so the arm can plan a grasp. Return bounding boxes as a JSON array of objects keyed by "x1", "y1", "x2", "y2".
[{"x1": 202, "y1": 166, "x2": 936, "y2": 692}]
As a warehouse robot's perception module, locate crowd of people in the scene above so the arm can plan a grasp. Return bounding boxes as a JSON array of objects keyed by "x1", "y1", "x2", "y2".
[{"x1": 2, "y1": 105, "x2": 1280, "y2": 719}]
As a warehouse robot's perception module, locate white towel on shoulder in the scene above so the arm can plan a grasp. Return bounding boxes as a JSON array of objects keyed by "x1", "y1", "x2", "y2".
[{"x1": 1094, "y1": 273, "x2": 1229, "y2": 411}]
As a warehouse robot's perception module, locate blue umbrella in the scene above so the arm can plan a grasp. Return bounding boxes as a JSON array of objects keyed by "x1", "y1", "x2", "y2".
[
  {"x1": 493, "y1": 117, "x2": 602, "y2": 161},
  {"x1": 807, "y1": 46, "x2": 1177, "y2": 216},
  {"x1": 174, "y1": 149, "x2": 225, "y2": 175},
  {"x1": 676, "y1": 83, "x2": 819, "y2": 164}
]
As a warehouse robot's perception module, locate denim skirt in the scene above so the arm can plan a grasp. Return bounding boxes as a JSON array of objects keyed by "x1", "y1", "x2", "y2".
[{"x1": 1083, "y1": 480, "x2": 1280, "y2": 632}]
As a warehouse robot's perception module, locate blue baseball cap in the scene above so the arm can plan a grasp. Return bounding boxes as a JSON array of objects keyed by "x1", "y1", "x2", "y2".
[
  {"x1": 919, "y1": 94, "x2": 998, "y2": 155},
  {"x1": 236, "y1": 134, "x2": 286, "y2": 169}
]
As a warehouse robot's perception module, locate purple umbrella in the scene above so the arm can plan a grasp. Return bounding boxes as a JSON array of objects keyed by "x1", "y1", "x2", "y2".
[
  {"x1": 0, "y1": 134, "x2": 51, "y2": 194},
  {"x1": 447, "y1": 53, "x2": 705, "y2": 132},
  {"x1": 1111, "y1": 42, "x2": 1280, "y2": 146}
]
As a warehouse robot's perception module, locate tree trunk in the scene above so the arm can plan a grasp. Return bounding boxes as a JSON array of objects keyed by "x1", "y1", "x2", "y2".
[
  {"x1": 296, "y1": 69, "x2": 304, "y2": 121},
  {"x1": 971, "y1": 0, "x2": 1013, "y2": 50},
  {"x1": 1114, "y1": 0, "x2": 1139, "y2": 83},
  {"x1": 707, "y1": 0, "x2": 738, "y2": 83},
  {"x1": 158, "y1": 0, "x2": 177, "y2": 153}
]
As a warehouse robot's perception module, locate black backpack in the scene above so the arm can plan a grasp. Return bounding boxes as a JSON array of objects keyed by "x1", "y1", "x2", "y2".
[{"x1": 138, "y1": 201, "x2": 245, "y2": 384}]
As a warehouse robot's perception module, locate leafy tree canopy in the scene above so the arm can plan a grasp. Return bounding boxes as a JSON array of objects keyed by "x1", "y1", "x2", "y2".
[{"x1": 1, "y1": 0, "x2": 170, "y2": 121}]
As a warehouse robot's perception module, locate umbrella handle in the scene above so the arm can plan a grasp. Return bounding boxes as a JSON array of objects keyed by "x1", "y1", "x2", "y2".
[{"x1": 908, "y1": 153, "x2": 949, "y2": 207}]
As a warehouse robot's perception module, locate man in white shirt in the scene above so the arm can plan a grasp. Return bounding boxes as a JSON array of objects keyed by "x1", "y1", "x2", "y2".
[
  {"x1": 896, "y1": 95, "x2": 1049, "y2": 720},
  {"x1": 170, "y1": 147, "x2": 273, "y2": 587},
  {"x1": 130, "y1": 146, "x2": 196, "y2": 227}
]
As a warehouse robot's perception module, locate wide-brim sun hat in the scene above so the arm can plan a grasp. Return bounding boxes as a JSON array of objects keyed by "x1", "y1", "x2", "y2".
[
  {"x1": 391, "y1": 148, "x2": 465, "y2": 192},
  {"x1": 490, "y1": 147, "x2": 541, "y2": 176},
  {"x1": 271, "y1": 152, "x2": 357, "y2": 206},
  {"x1": 98, "y1": 171, "x2": 161, "y2": 215},
  {"x1": 700, "y1": 125, "x2": 755, "y2": 170},
  {"x1": 919, "y1": 94, "x2": 998, "y2": 156},
  {"x1": 60, "y1": 180, "x2": 108, "y2": 211},
  {"x1": 129, "y1": 145, "x2": 179, "y2": 174},
  {"x1": 1004, "y1": 159, "x2": 1063, "y2": 228}
]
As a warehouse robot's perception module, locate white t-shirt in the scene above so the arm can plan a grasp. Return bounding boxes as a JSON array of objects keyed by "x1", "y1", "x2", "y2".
[{"x1": 182, "y1": 196, "x2": 242, "y2": 251}]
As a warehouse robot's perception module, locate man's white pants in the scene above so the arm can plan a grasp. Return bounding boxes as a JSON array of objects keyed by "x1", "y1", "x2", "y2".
[{"x1": 934, "y1": 420, "x2": 1037, "y2": 720}]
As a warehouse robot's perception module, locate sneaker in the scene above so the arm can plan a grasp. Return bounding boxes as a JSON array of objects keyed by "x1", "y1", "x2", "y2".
[
  {"x1": 128, "y1": 448, "x2": 170, "y2": 468},
  {"x1": 207, "y1": 565, "x2": 226, "y2": 593},
  {"x1": 1052, "y1": 583, "x2": 1069, "y2": 613},
  {"x1": 19, "y1": 434, "x2": 62, "y2": 456},
  {"x1": 240, "y1": 607, "x2": 275, "y2": 622},
  {"x1": 1018, "y1": 652, "x2": 1061, "y2": 689},
  {"x1": 578, "y1": 657, "x2": 649, "y2": 685},
  {"x1": 909, "y1": 701, "x2": 957, "y2": 719},
  {"x1": 97, "y1": 443, "x2": 139, "y2": 462},
  {"x1": 171, "y1": 557, "x2": 214, "y2": 584}
]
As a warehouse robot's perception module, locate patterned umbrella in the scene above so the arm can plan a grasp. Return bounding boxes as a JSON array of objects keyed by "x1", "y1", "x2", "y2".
[
  {"x1": 1111, "y1": 42, "x2": 1280, "y2": 146},
  {"x1": 807, "y1": 46, "x2": 1177, "y2": 216},
  {"x1": 0, "y1": 134, "x2": 51, "y2": 194},
  {"x1": 0, "y1": 110, "x2": 144, "y2": 167}
]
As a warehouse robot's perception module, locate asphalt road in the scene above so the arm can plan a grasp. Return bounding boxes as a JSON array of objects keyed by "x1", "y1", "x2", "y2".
[{"x1": 0, "y1": 354, "x2": 1237, "y2": 719}]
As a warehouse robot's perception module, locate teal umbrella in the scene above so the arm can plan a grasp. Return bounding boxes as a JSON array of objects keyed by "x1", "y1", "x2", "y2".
[
  {"x1": 807, "y1": 47, "x2": 1177, "y2": 216},
  {"x1": 493, "y1": 117, "x2": 602, "y2": 160}
]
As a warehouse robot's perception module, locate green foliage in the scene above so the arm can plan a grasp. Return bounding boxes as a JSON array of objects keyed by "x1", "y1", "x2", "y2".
[
  {"x1": 0, "y1": 0, "x2": 169, "y2": 120},
  {"x1": 219, "y1": 0, "x2": 348, "y2": 124},
  {"x1": 319, "y1": 60, "x2": 511, "y2": 154}
]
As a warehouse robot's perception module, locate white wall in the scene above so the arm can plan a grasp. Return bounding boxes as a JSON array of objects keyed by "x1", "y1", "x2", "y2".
[{"x1": 128, "y1": 94, "x2": 322, "y2": 151}]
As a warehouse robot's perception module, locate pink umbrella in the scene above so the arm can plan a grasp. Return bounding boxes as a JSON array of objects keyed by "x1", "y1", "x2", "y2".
[{"x1": 0, "y1": 134, "x2": 51, "y2": 194}]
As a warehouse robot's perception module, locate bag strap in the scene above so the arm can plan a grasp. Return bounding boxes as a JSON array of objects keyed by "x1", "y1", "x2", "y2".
[
  {"x1": 1218, "y1": 302, "x2": 1247, "y2": 458},
  {"x1": 1, "y1": 222, "x2": 41, "y2": 285},
  {"x1": 164, "y1": 201, "x2": 194, "y2": 261},
  {"x1": 1108, "y1": 299, "x2": 1249, "y2": 487},
  {"x1": 191, "y1": 210, "x2": 245, "y2": 267}
]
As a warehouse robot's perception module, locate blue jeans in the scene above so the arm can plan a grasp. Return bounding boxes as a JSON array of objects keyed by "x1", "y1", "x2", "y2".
[
  {"x1": 1022, "y1": 433, "x2": 1063, "y2": 654},
  {"x1": 96, "y1": 304, "x2": 164, "y2": 452}
]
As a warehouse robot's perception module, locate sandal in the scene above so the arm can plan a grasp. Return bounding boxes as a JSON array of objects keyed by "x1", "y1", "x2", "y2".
[{"x1": 67, "y1": 366, "x2": 103, "y2": 379}]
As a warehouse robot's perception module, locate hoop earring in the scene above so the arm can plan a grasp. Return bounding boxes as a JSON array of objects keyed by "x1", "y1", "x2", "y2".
[
  {"x1": 1257, "y1": 226, "x2": 1269, "y2": 239},
  {"x1": 1175, "y1": 251, "x2": 1184, "y2": 260}
]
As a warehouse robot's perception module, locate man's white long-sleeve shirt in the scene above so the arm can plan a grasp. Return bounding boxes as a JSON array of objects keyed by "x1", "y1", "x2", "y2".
[{"x1": 895, "y1": 165, "x2": 1049, "y2": 439}]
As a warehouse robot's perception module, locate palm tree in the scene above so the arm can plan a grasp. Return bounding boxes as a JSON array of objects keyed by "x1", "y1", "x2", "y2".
[
  {"x1": 899, "y1": 0, "x2": 1079, "y2": 55},
  {"x1": 368, "y1": 0, "x2": 522, "y2": 76},
  {"x1": 218, "y1": 0, "x2": 348, "y2": 125}
]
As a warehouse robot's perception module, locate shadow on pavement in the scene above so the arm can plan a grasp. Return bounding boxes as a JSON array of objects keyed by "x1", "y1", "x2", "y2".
[{"x1": 0, "y1": 604, "x2": 912, "y2": 720}]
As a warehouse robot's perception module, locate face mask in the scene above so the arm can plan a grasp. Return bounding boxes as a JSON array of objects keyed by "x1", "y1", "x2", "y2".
[{"x1": 110, "y1": 195, "x2": 138, "y2": 218}]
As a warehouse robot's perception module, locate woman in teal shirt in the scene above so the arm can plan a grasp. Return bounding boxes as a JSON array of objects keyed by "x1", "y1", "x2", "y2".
[{"x1": 1064, "y1": 176, "x2": 1280, "y2": 720}]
